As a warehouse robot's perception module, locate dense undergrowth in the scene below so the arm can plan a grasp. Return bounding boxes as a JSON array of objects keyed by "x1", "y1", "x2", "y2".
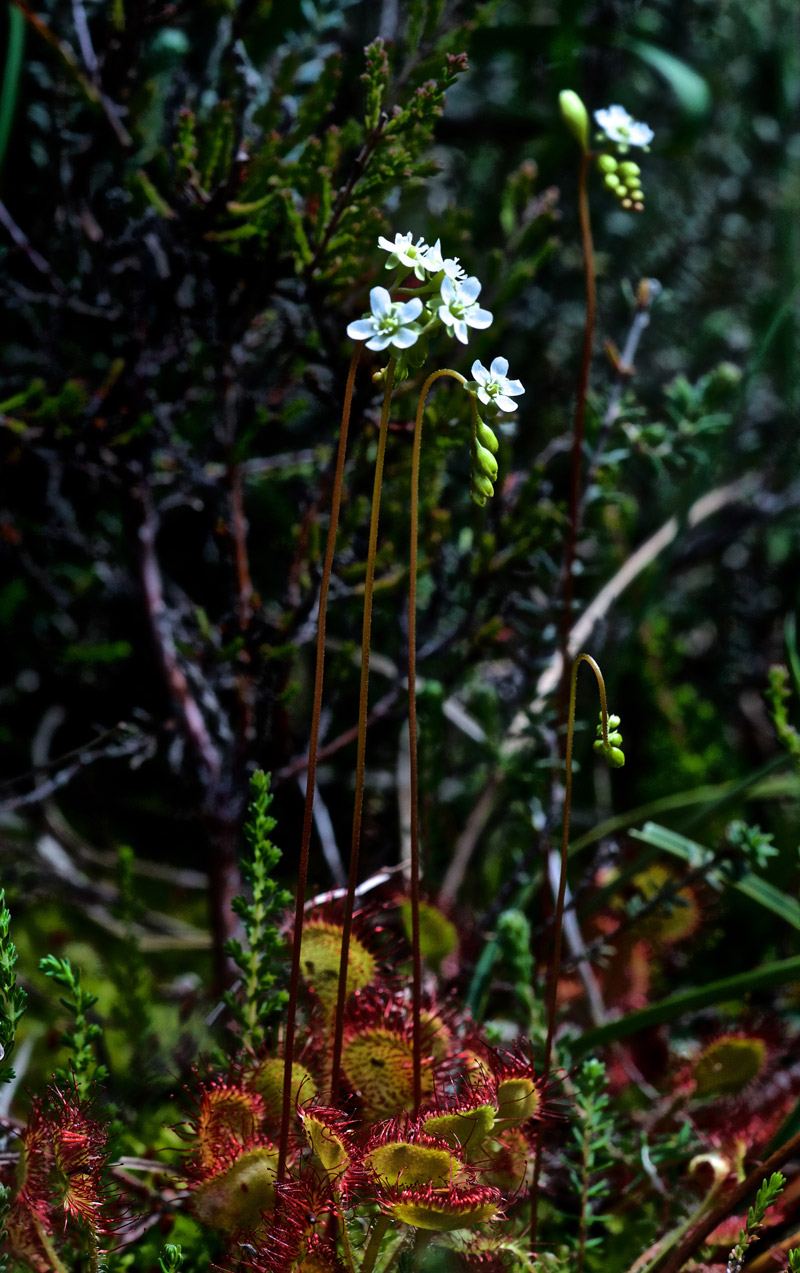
[{"x1": 2, "y1": 1, "x2": 800, "y2": 1271}]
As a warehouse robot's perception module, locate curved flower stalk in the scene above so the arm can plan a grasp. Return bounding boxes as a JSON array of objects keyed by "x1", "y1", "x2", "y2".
[
  {"x1": 556, "y1": 88, "x2": 651, "y2": 704},
  {"x1": 530, "y1": 652, "x2": 625, "y2": 1240}
]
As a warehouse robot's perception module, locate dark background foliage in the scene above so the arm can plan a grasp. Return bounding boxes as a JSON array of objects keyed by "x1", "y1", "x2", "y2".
[{"x1": 2, "y1": 0, "x2": 800, "y2": 1043}]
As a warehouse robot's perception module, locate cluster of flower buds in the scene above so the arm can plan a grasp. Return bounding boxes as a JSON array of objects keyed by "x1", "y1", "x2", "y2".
[
  {"x1": 596, "y1": 153, "x2": 645, "y2": 211},
  {"x1": 594, "y1": 105, "x2": 653, "y2": 211},
  {"x1": 559, "y1": 91, "x2": 653, "y2": 213},
  {"x1": 593, "y1": 710, "x2": 625, "y2": 767},
  {"x1": 466, "y1": 357, "x2": 524, "y2": 505}
]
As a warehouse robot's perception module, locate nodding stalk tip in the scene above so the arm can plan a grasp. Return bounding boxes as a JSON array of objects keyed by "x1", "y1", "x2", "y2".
[{"x1": 559, "y1": 90, "x2": 589, "y2": 151}]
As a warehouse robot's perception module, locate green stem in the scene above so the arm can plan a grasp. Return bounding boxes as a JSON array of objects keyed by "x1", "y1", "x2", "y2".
[
  {"x1": 277, "y1": 344, "x2": 361, "y2": 1184},
  {"x1": 531, "y1": 651, "x2": 610, "y2": 1243},
  {"x1": 560, "y1": 150, "x2": 597, "y2": 707},
  {"x1": 0, "y1": 5, "x2": 25, "y2": 180},
  {"x1": 361, "y1": 1213, "x2": 392, "y2": 1273},
  {"x1": 339, "y1": 1209, "x2": 358, "y2": 1273},
  {"x1": 32, "y1": 1215, "x2": 71, "y2": 1273},
  {"x1": 577, "y1": 1111, "x2": 592, "y2": 1273},
  {"x1": 409, "y1": 367, "x2": 469, "y2": 1112},
  {"x1": 330, "y1": 357, "x2": 397, "y2": 1101}
]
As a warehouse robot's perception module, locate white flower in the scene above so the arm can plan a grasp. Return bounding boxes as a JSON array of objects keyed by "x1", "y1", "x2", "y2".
[
  {"x1": 438, "y1": 276, "x2": 493, "y2": 345},
  {"x1": 470, "y1": 357, "x2": 525, "y2": 412},
  {"x1": 422, "y1": 239, "x2": 467, "y2": 281},
  {"x1": 346, "y1": 286, "x2": 423, "y2": 351},
  {"x1": 594, "y1": 105, "x2": 654, "y2": 148},
  {"x1": 377, "y1": 231, "x2": 431, "y2": 280}
]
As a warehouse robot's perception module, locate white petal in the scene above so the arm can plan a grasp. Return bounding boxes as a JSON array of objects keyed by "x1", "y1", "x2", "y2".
[
  {"x1": 366, "y1": 332, "x2": 392, "y2": 351},
  {"x1": 398, "y1": 297, "x2": 423, "y2": 323},
  {"x1": 370, "y1": 286, "x2": 393, "y2": 318},
  {"x1": 489, "y1": 356, "x2": 509, "y2": 377},
  {"x1": 476, "y1": 387, "x2": 492, "y2": 406},
  {"x1": 454, "y1": 319, "x2": 469, "y2": 344},
  {"x1": 440, "y1": 276, "x2": 457, "y2": 303},
  {"x1": 505, "y1": 378, "x2": 525, "y2": 396},
  {"x1": 467, "y1": 307, "x2": 493, "y2": 330},
  {"x1": 438, "y1": 304, "x2": 454, "y2": 326},
  {"x1": 460, "y1": 276, "x2": 481, "y2": 303},
  {"x1": 471, "y1": 360, "x2": 489, "y2": 382},
  {"x1": 378, "y1": 236, "x2": 396, "y2": 252},
  {"x1": 629, "y1": 122, "x2": 654, "y2": 146},
  {"x1": 391, "y1": 326, "x2": 419, "y2": 349},
  {"x1": 494, "y1": 394, "x2": 519, "y2": 412},
  {"x1": 347, "y1": 318, "x2": 377, "y2": 340}
]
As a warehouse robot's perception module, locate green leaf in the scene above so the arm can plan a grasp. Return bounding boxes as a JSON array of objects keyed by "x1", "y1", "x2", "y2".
[
  {"x1": 574, "y1": 954, "x2": 800, "y2": 1055},
  {"x1": 631, "y1": 822, "x2": 800, "y2": 931},
  {"x1": 620, "y1": 39, "x2": 712, "y2": 118}
]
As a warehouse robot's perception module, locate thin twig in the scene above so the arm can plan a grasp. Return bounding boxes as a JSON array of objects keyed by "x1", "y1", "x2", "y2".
[
  {"x1": 9, "y1": 0, "x2": 132, "y2": 147},
  {"x1": 138, "y1": 491, "x2": 222, "y2": 788},
  {"x1": 0, "y1": 199, "x2": 63, "y2": 286}
]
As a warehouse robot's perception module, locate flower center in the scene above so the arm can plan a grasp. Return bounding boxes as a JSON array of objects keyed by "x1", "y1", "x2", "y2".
[{"x1": 377, "y1": 307, "x2": 402, "y2": 334}]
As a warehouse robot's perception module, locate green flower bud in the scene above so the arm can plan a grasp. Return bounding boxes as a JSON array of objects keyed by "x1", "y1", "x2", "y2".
[
  {"x1": 559, "y1": 90, "x2": 589, "y2": 151},
  {"x1": 624, "y1": 172, "x2": 641, "y2": 190},
  {"x1": 604, "y1": 173, "x2": 621, "y2": 191},
  {"x1": 597, "y1": 154, "x2": 618, "y2": 174},
  {"x1": 476, "y1": 417, "x2": 499, "y2": 455},
  {"x1": 472, "y1": 470, "x2": 494, "y2": 499},
  {"x1": 474, "y1": 440, "x2": 498, "y2": 482},
  {"x1": 630, "y1": 188, "x2": 644, "y2": 201},
  {"x1": 617, "y1": 161, "x2": 641, "y2": 178},
  {"x1": 594, "y1": 712, "x2": 625, "y2": 768}
]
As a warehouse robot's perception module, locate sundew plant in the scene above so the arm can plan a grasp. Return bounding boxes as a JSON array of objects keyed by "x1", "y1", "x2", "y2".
[{"x1": 2, "y1": 3, "x2": 800, "y2": 1273}]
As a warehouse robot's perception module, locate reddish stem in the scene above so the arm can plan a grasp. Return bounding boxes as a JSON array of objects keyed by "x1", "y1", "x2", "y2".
[
  {"x1": 408, "y1": 368, "x2": 470, "y2": 1112},
  {"x1": 329, "y1": 359, "x2": 397, "y2": 1102},
  {"x1": 531, "y1": 652, "x2": 609, "y2": 1244},
  {"x1": 277, "y1": 344, "x2": 361, "y2": 1184},
  {"x1": 560, "y1": 149, "x2": 596, "y2": 709}
]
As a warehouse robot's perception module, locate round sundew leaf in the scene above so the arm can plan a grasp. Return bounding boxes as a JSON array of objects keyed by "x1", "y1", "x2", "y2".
[
  {"x1": 342, "y1": 1029, "x2": 434, "y2": 1120},
  {"x1": 302, "y1": 1113, "x2": 350, "y2": 1181},
  {"x1": 249, "y1": 1058, "x2": 317, "y2": 1122},
  {"x1": 399, "y1": 900, "x2": 458, "y2": 971},
  {"x1": 300, "y1": 923, "x2": 376, "y2": 1021},
  {"x1": 693, "y1": 1036, "x2": 767, "y2": 1097},
  {"x1": 196, "y1": 1086, "x2": 262, "y2": 1171},
  {"x1": 190, "y1": 1146, "x2": 276, "y2": 1232},
  {"x1": 420, "y1": 1009, "x2": 452, "y2": 1062},
  {"x1": 366, "y1": 1141, "x2": 460, "y2": 1188},
  {"x1": 495, "y1": 1077, "x2": 540, "y2": 1125},
  {"x1": 387, "y1": 1186, "x2": 501, "y2": 1232},
  {"x1": 482, "y1": 1128, "x2": 531, "y2": 1192},
  {"x1": 421, "y1": 1106, "x2": 496, "y2": 1158}
]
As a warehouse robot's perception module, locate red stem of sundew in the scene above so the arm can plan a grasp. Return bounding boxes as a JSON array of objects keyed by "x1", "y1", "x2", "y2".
[
  {"x1": 329, "y1": 358, "x2": 397, "y2": 1103},
  {"x1": 531, "y1": 652, "x2": 609, "y2": 1245},
  {"x1": 408, "y1": 368, "x2": 471, "y2": 1113},
  {"x1": 277, "y1": 344, "x2": 361, "y2": 1186},
  {"x1": 560, "y1": 150, "x2": 597, "y2": 712}
]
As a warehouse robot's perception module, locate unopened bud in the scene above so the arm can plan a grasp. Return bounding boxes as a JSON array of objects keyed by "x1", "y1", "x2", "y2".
[
  {"x1": 597, "y1": 154, "x2": 618, "y2": 174},
  {"x1": 559, "y1": 90, "x2": 589, "y2": 151}
]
